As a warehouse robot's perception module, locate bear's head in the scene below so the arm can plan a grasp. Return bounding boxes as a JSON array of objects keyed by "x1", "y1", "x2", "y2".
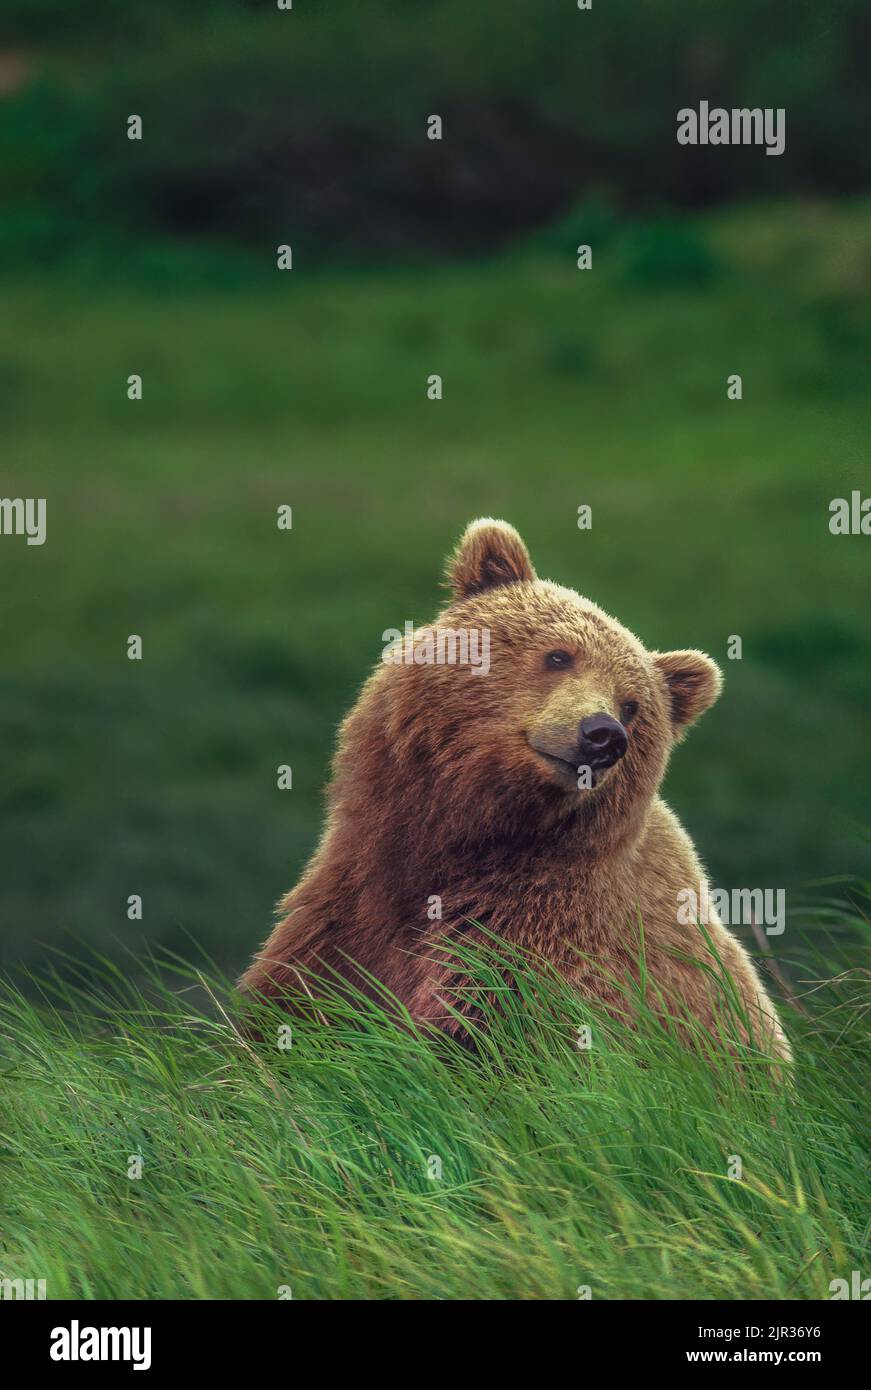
[{"x1": 347, "y1": 519, "x2": 722, "y2": 854}]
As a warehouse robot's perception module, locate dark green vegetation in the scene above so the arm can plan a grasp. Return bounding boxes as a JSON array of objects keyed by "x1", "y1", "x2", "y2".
[
  {"x1": 2, "y1": 0, "x2": 870, "y2": 266},
  {"x1": 1, "y1": 930, "x2": 868, "y2": 1299}
]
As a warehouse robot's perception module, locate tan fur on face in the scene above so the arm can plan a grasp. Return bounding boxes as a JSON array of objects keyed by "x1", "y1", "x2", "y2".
[{"x1": 241, "y1": 520, "x2": 790, "y2": 1065}]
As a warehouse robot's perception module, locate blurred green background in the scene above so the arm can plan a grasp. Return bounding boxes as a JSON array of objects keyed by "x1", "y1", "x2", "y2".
[{"x1": 1, "y1": 1, "x2": 869, "y2": 982}]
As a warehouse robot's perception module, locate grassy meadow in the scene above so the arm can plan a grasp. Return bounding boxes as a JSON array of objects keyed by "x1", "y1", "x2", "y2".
[
  {"x1": 2, "y1": 197, "x2": 870, "y2": 1301},
  {"x1": 0, "y1": 934, "x2": 868, "y2": 1301}
]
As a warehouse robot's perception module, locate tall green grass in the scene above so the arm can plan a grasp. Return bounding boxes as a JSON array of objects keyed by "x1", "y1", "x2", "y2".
[{"x1": 1, "y1": 919, "x2": 867, "y2": 1300}]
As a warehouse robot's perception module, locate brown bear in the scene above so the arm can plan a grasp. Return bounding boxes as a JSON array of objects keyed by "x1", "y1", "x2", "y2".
[{"x1": 241, "y1": 519, "x2": 790, "y2": 1063}]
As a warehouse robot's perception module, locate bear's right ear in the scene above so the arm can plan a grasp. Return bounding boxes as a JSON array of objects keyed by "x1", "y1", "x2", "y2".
[
  {"x1": 652, "y1": 649, "x2": 722, "y2": 736},
  {"x1": 447, "y1": 519, "x2": 536, "y2": 599}
]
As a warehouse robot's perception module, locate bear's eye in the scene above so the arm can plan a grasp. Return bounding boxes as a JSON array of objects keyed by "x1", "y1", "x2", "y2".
[
  {"x1": 544, "y1": 650, "x2": 574, "y2": 671},
  {"x1": 620, "y1": 700, "x2": 639, "y2": 724}
]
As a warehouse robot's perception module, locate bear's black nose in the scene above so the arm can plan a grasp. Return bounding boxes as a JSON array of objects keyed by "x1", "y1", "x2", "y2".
[{"x1": 578, "y1": 713, "x2": 628, "y2": 770}]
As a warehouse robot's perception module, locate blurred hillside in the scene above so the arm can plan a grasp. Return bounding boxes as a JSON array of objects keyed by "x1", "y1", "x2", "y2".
[
  {"x1": 0, "y1": 3, "x2": 869, "y2": 982},
  {"x1": 2, "y1": 198, "x2": 870, "y2": 979}
]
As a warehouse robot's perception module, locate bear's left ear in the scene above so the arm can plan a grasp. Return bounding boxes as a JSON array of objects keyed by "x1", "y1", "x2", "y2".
[
  {"x1": 652, "y1": 650, "x2": 722, "y2": 735},
  {"x1": 447, "y1": 518, "x2": 536, "y2": 599}
]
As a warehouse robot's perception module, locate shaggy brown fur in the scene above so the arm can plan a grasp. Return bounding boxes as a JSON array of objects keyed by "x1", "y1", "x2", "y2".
[{"x1": 241, "y1": 520, "x2": 790, "y2": 1062}]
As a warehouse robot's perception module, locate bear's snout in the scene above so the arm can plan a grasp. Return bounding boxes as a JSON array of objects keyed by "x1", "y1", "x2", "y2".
[
  {"x1": 579, "y1": 713, "x2": 628, "y2": 771},
  {"x1": 527, "y1": 709, "x2": 629, "y2": 786}
]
